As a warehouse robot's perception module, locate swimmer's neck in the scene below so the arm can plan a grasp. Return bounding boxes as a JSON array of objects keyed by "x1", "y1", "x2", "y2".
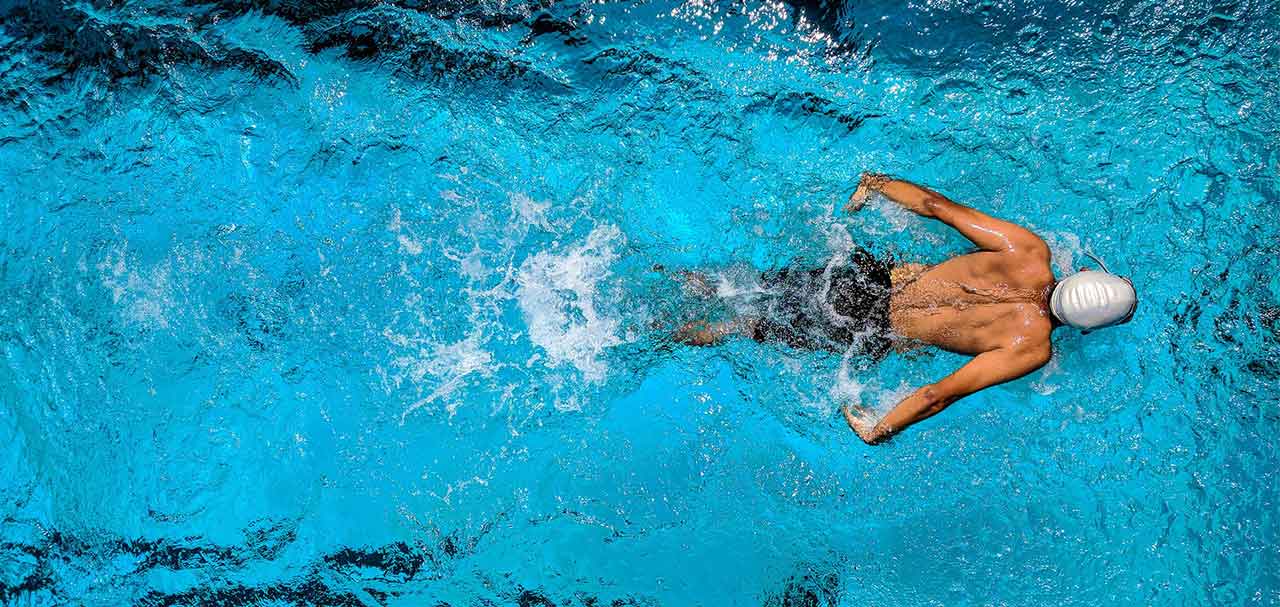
[{"x1": 1046, "y1": 279, "x2": 1065, "y2": 329}]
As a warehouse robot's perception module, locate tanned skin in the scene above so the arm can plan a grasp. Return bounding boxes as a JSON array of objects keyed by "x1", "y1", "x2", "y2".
[
  {"x1": 838, "y1": 174, "x2": 1056, "y2": 445},
  {"x1": 675, "y1": 174, "x2": 1057, "y2": 445}
]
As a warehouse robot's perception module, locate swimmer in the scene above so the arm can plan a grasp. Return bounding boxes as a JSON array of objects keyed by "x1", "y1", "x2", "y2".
[{"x1": 674, "y1": 174, "x2": 1137, "y2": 445}]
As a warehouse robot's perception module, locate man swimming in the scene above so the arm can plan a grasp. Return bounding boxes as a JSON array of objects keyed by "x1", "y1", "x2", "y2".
[{"x1": 675, "y1": 174, "x2": 1137, "y2": 445}]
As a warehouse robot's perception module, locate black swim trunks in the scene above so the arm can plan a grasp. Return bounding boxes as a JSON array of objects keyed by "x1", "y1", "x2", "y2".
[{"x1": 752, "y1": 247, "x2": 894, "y2": 357}]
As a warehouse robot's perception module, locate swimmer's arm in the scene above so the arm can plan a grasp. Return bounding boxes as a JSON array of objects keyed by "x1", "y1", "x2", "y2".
[
  {"x1": 850, "y1": 174, "x2": 1043, "y2": 253},
  {"x1": 841, "y1": 346, "x2": 1050, "y2": 445}
]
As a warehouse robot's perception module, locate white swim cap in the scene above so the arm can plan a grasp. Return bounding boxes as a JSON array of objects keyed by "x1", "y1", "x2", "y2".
[{"x1": 1050, "y1": 270, "x2": 1137, "y2": 330}]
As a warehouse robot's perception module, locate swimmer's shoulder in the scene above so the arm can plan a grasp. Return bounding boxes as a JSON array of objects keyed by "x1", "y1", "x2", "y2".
[
  {"x1": 1009, "y1": 231, "x2": 1052, "y2": 261},
  {"x1": 999, "y1": 232, "x2": 1054, "y2": 285},
  {"x1": 995, "y1": 317, "x2": 1053, "y2": 371}
]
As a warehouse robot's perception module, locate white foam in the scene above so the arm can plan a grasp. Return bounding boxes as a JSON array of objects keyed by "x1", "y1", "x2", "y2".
[
  {"x1": 387, "y1": 206, "x2": 425, "y2": 256},
  {"x1": 830, "y1": 348, "x2": 869, "y2": 416},
  {"x1": 511, "y1": 192, "x2": 553, "y2": 232},
  {"x1": 397, "y1": 235, "x2": 423, "y2": 256},
  {"x1": 97, "y1": 244, "x2": 175, "y2": 329},
  {"x1": 824, "y1": 221, "x2": 855, "y2": 256},
  {"x1": 710, "y1": 268, "x2": 769, "y2": 299},
  {"x1": 394, "y1": 331, "x2": 494, "y2": 423},
  {"x1": 875, "y1": 380, "x2": 917, "y2": 410},
  {"x1": 859, "y1": 194, "x2": 944, "y2": 245},
  {"x1": 516, "y1": 225, "x2": 624, "y2": 383}
]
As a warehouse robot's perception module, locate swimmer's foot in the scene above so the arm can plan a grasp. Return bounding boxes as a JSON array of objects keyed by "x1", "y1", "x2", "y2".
[
  {"x1": 677, "y1": 270, "x2": 716, "y2": 298},
  {"x1": 673, "y1": 318, "x2": 755, "y2": 346},
  {"x1": 674, "y1": 320, "x2": 722, "y2": 346}
]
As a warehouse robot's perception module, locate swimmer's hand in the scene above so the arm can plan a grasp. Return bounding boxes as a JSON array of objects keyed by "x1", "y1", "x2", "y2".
[
  {"x1": 845, "y1": 172, "x2": 889, "y2": 214},
  {"x1": 841, "y1": 404, "x2": 889, "y2": 446}
]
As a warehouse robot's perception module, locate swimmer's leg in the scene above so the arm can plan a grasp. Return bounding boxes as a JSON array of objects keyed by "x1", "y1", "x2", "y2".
[{"x1": 674, "y1": 317, "x2": 758, "y2": 346}]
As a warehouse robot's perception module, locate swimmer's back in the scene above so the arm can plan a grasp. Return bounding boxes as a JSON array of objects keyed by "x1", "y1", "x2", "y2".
[{"x1": 889, "y1": 247, "x2": 1054, "y2": 356}]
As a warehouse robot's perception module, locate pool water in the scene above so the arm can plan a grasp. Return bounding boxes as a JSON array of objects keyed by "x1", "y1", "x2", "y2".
[{"x1": 1, "y1": 1, "x2": 1278, "y2": 605}]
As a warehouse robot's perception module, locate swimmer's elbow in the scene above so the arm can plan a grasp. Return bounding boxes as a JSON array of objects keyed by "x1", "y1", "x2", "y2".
[
  {"x1": 1028, "y1": 346, "x2": 1052, "y2": 369},
  {"x1": 917, "y1": 385, "x2": 959, "y2": 413},
  {"x1": 920, "y1": 196, "x2": 947, "y2": 218},
  {"x1": 1015, "y1": 238, "x2": 1052, "y2": 260}
]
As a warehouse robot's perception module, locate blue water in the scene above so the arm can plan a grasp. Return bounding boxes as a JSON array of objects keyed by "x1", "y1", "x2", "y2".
[{"x1": 1, "y1": 1, "x2": 1278, "y2": 605}]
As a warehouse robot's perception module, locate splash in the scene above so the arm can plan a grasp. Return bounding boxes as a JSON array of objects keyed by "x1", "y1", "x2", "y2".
[
  {"x1": 830, "y1": 347, "x2": 869, "y2": 416},
  {"x1": 388, "y1": 207, "x2": 425, "y2": 256},
  {"x1": 391, "y1": 330, "x2": 494, "y2": 424},
  {"x1": 515, "y1": 224, "x2": 624, "y2": 383},
  {"x1": 96, "y1": 244, "x2": 176, "y2": 330},
  {"x1": 510, "y1": 192, "x2": 554, "y2": 232},
  {"x1": 1042, "y1": 231, "x2": 1084, "y2": 276},
  {"x1": 1030, "y1": 350, "x2": 1063, "y2": 396},
  {"x1": 861, "y1": 193, "x2": 947, "y2": 245}
]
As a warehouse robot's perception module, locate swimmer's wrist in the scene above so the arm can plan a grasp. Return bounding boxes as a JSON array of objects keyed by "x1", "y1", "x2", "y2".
[
  {"x1": 847, "y1": 173, "x2": 891, "y2": 214},
  {"x1": 861, "y1": 172, "x2": 891, "y2": 193},
  {"x1": 867, "y1": 422, "x2": 894, "y2": 445}
]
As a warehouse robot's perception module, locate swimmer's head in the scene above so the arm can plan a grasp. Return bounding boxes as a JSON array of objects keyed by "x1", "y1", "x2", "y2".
[{"x1": 1049, "y1": 270, "x2": 1137, "y2": 331}]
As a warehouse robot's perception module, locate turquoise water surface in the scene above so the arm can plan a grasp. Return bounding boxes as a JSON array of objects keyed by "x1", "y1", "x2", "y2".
[{"x1": 1, "y1": 1, "x2": 1278, "y2": 605}]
